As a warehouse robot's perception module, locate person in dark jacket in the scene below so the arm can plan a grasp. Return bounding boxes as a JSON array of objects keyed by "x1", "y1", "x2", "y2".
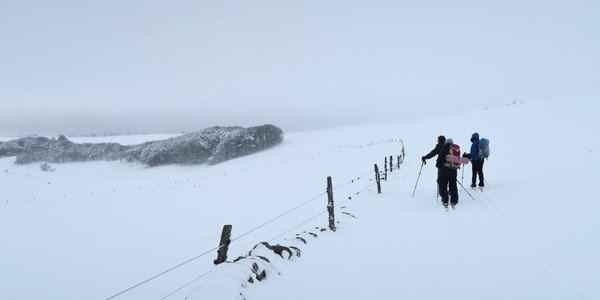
[
  {"x1": 436, "y1": 138, "x2": 459, "y2": 208},
  {"x1": 421, "y1": 135, "x2": 446, "y2": 164},
  {"x1": 464, "y1": 132, "x2": 485, "y2": 187}
]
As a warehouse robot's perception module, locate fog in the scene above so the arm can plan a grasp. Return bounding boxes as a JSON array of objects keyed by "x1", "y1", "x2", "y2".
[{"x1": 1, "y1": 0, "x2": 599, "y2": 136}]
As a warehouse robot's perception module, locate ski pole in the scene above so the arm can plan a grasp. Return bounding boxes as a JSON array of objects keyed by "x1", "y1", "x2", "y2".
[
  {"x1": 456, "y1": 179, "x2": 476, "y2": 201},
  {"x1": 411, "y1": 162, "x2": 424, "y2": 197},
  {"x1": 461, "y1": 166, "x2": 464, "y2": 185}
]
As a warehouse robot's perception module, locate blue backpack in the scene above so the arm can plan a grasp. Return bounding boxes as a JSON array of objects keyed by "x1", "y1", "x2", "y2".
[{"x1": 478, "y1": 138, "x2": 490, "y2": 159}]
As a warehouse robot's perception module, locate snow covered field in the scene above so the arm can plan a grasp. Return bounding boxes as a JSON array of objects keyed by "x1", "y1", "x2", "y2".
[{"x1": 1, "y1": 97, "x2": 598, "y2": 300}]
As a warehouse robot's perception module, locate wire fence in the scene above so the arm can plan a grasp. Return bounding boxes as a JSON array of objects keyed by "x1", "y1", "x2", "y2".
[
  {"x1": 104, "y1": 146, "x2": 404, "y2": 300},
  {"x1": 158, "y1": 176, "x2": 380, "y2": 300}
]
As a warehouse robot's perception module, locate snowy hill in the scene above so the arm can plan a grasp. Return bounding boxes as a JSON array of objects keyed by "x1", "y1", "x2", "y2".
[{"x1": 1, "y1": 97, "x2": 598, "y2": 300}]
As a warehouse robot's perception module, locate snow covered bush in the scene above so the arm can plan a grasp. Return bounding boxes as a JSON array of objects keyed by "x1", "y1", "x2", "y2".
[
  {"x1": 125, "y1": 125, "x2": 283, "y2": 166},
  {"x1": 0, "y1": 137, "x2": 45, "y2": 159},
  {"x1": 40, "y1": 162, "x2": 55, "y2": 172},
  {"x1": 13, "y1": 136, "x2": 128, "y2": 164},
  {"x1": 209, "y1": 125, "x2": 284, "y2": 165},
  {"x1": 3, "y1": 125, "x2": 284, "y2": 167},
  {"x1": 124, "y1": 126, "x2": 240, "y2": 166}
]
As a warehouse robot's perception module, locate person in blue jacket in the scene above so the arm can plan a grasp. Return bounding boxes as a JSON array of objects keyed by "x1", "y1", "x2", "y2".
[{"x1": 464, "y1": 132, "x2": 485, "y2": 187}]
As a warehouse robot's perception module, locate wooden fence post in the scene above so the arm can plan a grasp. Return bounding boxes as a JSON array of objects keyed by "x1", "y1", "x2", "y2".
[
  {"x1": 384, "y1": 157, "x2": 388, "y2": 174},
  {"x1": 214, "y1": 224, "x2": 232, "y2": 265},
  {"x1": 374, "y1": 164, "x2": 382, "y2": 194},
  {"x1": 401, "y1": 140, "x2": 405, "y2": 160},
  {"x1": 326, "y1": 176, "x2": 336, "y2": 231},
  {"x1": 383, "y1": 158, "x2": 388, "y2": 181},
  {"x1": 389, "y1": 155, "x2": 393, "y2": 171},
  {"x1": 397, "y1": 155, "x2": 401, "y2": 169}
]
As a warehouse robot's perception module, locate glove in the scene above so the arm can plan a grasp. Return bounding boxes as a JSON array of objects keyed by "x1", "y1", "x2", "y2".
[
  {"x1": 421, "y1": 156, "x2": 426, "y2": 164},
  {"x1": 462, "y1": 152, "x2": 469, "y2": 158}
]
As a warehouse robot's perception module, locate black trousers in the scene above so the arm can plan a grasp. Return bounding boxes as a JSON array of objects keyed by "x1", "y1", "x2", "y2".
[
  {"x1": 438, "y1": 173, "x2": 458, "y2": 205},
  {"x1": 471, "y1": 159, "x2": 485, "y2": 185}
]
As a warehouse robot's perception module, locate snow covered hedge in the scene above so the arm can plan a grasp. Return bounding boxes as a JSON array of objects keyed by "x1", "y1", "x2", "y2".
[
  {"x1": 208, "y1": 125, "x2": 285, "y2": 165},
  {"x1": 0, "y1": 125, "x2": 284, "y2": 167},
  {"x1": 3, "y1": 135, "x2": 128, "y2": 164}
]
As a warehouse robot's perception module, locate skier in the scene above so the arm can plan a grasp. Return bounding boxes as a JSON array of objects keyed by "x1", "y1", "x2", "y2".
[
  {"x1": 464, "y1": 132, "x2": 485, "y2": 187},
  {"x1": 436, "y1": 138, "x2": 459, "y2": 208},
  {"x1": 421, "y1": 135, "x2": 446, "y2": 164}
]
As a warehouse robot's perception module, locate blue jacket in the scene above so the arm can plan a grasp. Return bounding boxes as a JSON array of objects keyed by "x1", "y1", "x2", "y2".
[{"x1": 469, "y1": 132, "x2": 480, "y2": 160}]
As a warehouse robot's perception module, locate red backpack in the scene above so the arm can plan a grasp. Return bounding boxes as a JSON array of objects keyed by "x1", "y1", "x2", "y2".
[{"x1": 444, "y1": 144, "x2": 462, "y2": 169}]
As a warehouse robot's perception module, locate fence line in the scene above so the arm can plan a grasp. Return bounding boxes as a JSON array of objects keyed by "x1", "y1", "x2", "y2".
[
  {"x1": 103, "y1": 169, "x2": 372, "y2": 300},
  {"x1": 159, "y1": 182, "x2": 373, "y2": 300},
  {"x1": 105, "y1": 148, "x2": 404, "y2": 300},
  {"x1": 234, "y1": 167, "x2": 375, "y2": 243},
  {"x1": 160, "y1": 177, "x2": 382, "y2": 300}
]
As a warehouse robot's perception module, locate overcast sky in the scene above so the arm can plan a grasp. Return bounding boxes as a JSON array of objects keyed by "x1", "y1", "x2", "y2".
[{"x1": 1, "y1": 0, "x2": 599, "y2": 136}]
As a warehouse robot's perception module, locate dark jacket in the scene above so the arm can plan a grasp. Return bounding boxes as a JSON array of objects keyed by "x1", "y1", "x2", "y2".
[
  {"x1": 423, "y1": 142, "x2": 444, "y2": 160},
  {"x1": 436, "y1": 143, "x2": 458, "y2": 177}
]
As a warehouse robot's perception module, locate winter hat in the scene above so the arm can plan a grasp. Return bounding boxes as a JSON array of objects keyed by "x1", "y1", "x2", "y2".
[
  {"x1": 437, "y1": 135, "x2": 446, "y2": 144},
  {"x1": 471, "y1": 132, "x2": 479, "y2": 140},
  {"x1": 445, "y1": 138, "x2": 453, "y2": 145}
]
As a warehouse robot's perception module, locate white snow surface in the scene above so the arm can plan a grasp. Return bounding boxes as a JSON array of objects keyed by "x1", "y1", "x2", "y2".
[{"x1": 1, "y1": 98, "x2": 598, "y2": 300}]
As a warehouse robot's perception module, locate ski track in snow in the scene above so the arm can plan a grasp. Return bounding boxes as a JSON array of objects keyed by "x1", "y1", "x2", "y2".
[{"x1": 471, "y1": 188, "x2": 584, "y2": 299}]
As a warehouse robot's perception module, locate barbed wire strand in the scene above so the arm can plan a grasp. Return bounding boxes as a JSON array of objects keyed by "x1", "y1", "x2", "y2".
[
  {"x1": 104, "y1": 245, "x2": 223, "y2": 300},
  {"x1": 104, "y1": 164, "x2": 389, "y2": 300},
  {"x1": 158, "y1": 167, "x2": 391, "y2": 300},
  {"x1": 267, "y1": 210, "x2": 329, "y2": 243},
  {"x1": 229, "y1": 192, "x2": 326, "y2": 243},
  {"x1": 161, "y1": 208, "x2": 331, "y2": 300},
  {"x1": 268, "y1": 182, "x2": 378, "y2": 243},
  {"x1": 159, "y1": 160, "x2": 401, "y2": 300},
  {"x1": 160, "y1": 210, "x2": 330, "y2": 300},
  {"x1": 104, "y1": 191, "x2": 330, "y2": 300},
  {"x1": 104, "y1": 189, "x2": 330, "y2": 299},
  {"x1": 158, "y1": 269, "x2": 214, "y2": 300},
  {"x1": 229, "y1": 168, "x2": 375, "y2": 243},
  {"x1": 239, "y1": 171, "x2": 372, "y2": 242},
  {"x1": 268, "y1": 179, "x2": 379, "y2": 244},
  {"x1": 332, "y1": 169, "x2": 374, "y2": 190}
]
